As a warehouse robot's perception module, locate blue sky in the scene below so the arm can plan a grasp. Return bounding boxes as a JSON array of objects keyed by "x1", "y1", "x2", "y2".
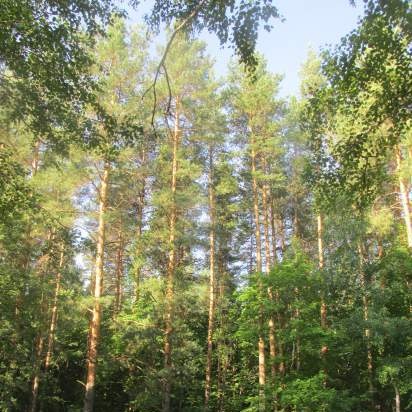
[{"x1": 124, "y1": 0, "x2": 364, "y2": 97}]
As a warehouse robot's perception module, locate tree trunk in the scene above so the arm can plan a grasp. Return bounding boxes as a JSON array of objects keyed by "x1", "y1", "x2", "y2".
[
  {"x1": 114, "y1": 229, "x2": 124, "y2": 314},
  {"x1": 163, "y1": 98, "x2": 180, "y2": 412},
  {"x1": 317, "y1": 214, "x2": 327, "y2": 328},
  {"x1": 134, "y1": 149, "x2": 147, "y2": 303},
  {"x1": 269, "y1": 196, "x2": 277, "y2": 265},
  {"x1": 28, "y1": 231, "x2": 55, "y2": 412},
  {"x1": 44, "y1": 246, "x2": 65, "y2": 370},
  {"x1": 317, "y1": 213, "x2": 329, "y2": 387},
  {"x1": 396, "y1": 146, "x2": 412, "y2": 249},
  {"x1": 294, "y1": 289, "x2": 301, "y2": 372},
  {"x1": 276, "y1": 290, "x2": 285, "y2": 376},
  {"x1": 29, "y1": 335, "x2": 44, "y2": 412},
  {"x1": 394, "y1": 383, "x2": 401, "y2": 412},
  {"x1": 278, "y1": 218, "x2": 286, "y2": 258},
  {"x1": 358, "y1": 242, "x2": 375, "y2": 406},
  {"x1": 250, "y1": 134, "x2": 265, "y2": 410},
  {"x1": 83, "y1": 161, "x2": 110, "y2": 412},
  {"x1": 216, "y1": 248, "x2": 227, "y2": 412},
  {"x1": 205, "y1": 147, "x2": 216, "y2": 409},
  {"x1": 262, "y1": 170, "x2": 277, "y2": 409},
  {"x1": 31, "y1": 139, "x2": 41, "y2": 176}
]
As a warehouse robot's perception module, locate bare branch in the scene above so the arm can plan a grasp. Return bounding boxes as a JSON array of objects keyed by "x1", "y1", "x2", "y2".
[{"x1": 142, "y1": 0, "x2": 207, "y2": 127}]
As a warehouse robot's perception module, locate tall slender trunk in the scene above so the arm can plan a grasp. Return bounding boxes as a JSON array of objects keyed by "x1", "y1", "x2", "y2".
[
  {"x1": 28, "y1": 231, "x2": 54, "y2": 412},
  {"x1": 395, "y1": 146, "x2": 412, "y2": 249},
  {"x1": 317, "y1": 214, "x2": 326, "y2": 328},
  {"x1": 293, "y1": 289, "x2": 301, "y2": 372},
  {"x1": 205, "y1": 148, "x2": 216, "y2": 409},
  {"x1": 358, "y1": 242, "x2": 375, "y2": 406},
  {"x1": 394, "y1": 383, "x2": 401, "y2": 412},
  {"x1": 217, "y1": 248, "x2": 227, "y2": 412},
  {"x1": 261, "y1": 168, "x2": 271, "y2": 275},
  {"x1": 44, "y1": 246, "x2": 65, "y2": 370},
  {"x1": 276, "y1": 290, "x2": 285, "y2": 376},
  {"x1": 261, "y1": 166, "x2": 277, "y2": 410},
  {"x1": 29, "y1": 335, "x2": 44, "y2": 412},
  {"x1": 250, "y1": 134, "x2": 265, "y2": 410},
  {"x1": 83, "y1": 161, "x2": 110, "y2": 412},
  {"x1": 317, "y1": 213, "x2": 329, "y2": 386},
  {"x1": 134, "y1": 149, "x2": 147, "y2": 303},
  {"x1": 114, "y1": 229, "x2": 124, "y2": 314},
  {"x1": 269, "y1": 196, "x2": 277, "y2": 266},
  {"x1": 163, "y1": 99, "x2": 180, "y2": 412},
  {"x1": 278, "y1": 218, "x2": 286, "y2": 258},
  {"x1": 17, "y1": 140, "x2": 43, "y2": 341}
]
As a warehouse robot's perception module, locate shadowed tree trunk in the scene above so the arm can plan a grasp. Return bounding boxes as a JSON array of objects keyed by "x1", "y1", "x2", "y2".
[
  {"x1": 28, "y1": 230, "x2": 55, "y2": 412},
  {"x1": 318, "y1": 214, "x2": 326, "y2": 328},
  {"x1": 205, "y1": 147, "x2": 216, "y2": 409},
  {"x1": 358, "y1": 242, "x2": 375, "y2": 408},
  {"x1": 83, "y1": 160, "x2": 110, "y2": 412},
  {"x1": 163, "y1": 97, "x2": 180, "y2": 412}
]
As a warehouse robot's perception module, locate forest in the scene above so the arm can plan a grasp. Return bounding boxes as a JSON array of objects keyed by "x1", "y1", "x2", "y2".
[{"x1": 0, "y1": 0, "x2": 411, "y2": 411}]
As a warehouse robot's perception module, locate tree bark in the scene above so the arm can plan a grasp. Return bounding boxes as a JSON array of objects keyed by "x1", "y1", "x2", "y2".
[
  {"x1": 28, "y1": 231, "x2": 55, "y2": 412},
  {"x1": 396, "y1": 146, "x2": 412, "y2": 249},
  {"x1": 269, "y1": 196, "x2": 277, "y2": 266},
  {"x1": 317, "y1": 214, "x2": 327, "y2": 328},
  {"x1": 261, "y1": 168, "x2": 277, "y2": 409},
  {"x1": 83, "y1": 160, "x2": 110, "y2": 412},
  {"x1": 250, "y1": 134, "x2": 265, "y2": 410},
  {"x1": 29, "y1": 335, "x2": 44, "y2": 412},
  {"x1": 358, "y1": 242, "x2": 375, "y2": 406},
  {"x1": 31, "y1": 139, "x2": 41, "y2": 176},
  {"x1": 163, "y1": 98, "x2": 180, "y2": 412},
  {"x1": 44, "y1": 246, "x2": 65, "y2": 370},
  {"x1": 205, "y1": 147, "x2": 216, "y2": 409},
  {"x1": 394, "y1": 383, "x2": 401, "y2": 412},
  {"x1": 114, "y1": 229, "x2": 124, "y2": 314},
  {"x1": 216, "y1": 248, "x2": 227, "y2": 412},
  {"x1": 134, "y1": 149, "x2": 147, "y2": 303}
]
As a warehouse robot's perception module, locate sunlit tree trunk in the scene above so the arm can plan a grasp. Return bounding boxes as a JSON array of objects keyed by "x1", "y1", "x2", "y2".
[
  {"x1": 269, "y1": 196, "x2": 277, "y2": 265},
  {"x1": 44, "y1": 245, "x2": 65, "y2": 370},
  {"x1": 250, "y1": 133, "x2": 265, "y2": 410},
  {"x1": 114, "y1": 229, "x2": 124, "y2": 314},
  {"x1": 394, "y1": 383, "x2": 401, "y2": 412},
  {"x1": 31, "y1": 138, "x2": 41, "y2": 176},
  {"x1": 163, "y1": 98, "x2": 180, "y2": 412},
  {"x1": 83, "y1": 160, "x2": 110, "y2": 412},
  {"x1": 205, "y1": 147, "x2": 216, "y2": 409},
  {"x1": 261, "y1": 163, "x2": 278, "y2": 410},
  {"x1": 278, "y1": 217, "x2": 286, "y2": 258},
  {"x1": 396, "y1": 146, "x2": 412, "y2": 249}
]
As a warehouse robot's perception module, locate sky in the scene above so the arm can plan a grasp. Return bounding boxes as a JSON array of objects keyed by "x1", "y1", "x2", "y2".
[{"x1": 124, "y1": 0, "x2": 364, "y2": 98}]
